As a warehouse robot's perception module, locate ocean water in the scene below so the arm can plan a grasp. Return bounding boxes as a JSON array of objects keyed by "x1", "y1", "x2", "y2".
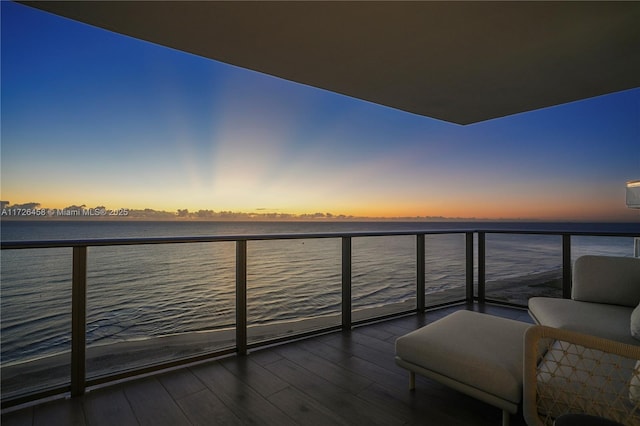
[{"x1": 1, "y1": 220, "x2": 638, "y2": 364}]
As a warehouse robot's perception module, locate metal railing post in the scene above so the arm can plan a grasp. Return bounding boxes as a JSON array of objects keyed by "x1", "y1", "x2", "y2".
[
  {"x1": 477, "y1": 232, "x2": 486, "y2": 303},
  {"x1": 416, "y1": 234, "x2": 425, "y2": 312},
  {"x1": 236, "y1": 240, "x2": 248, "y2": 355},
  {"x1": 71, "y1": 246, "x2": 87, "y2": 397},
  {"x1": 562, "y1": 234, "x2": 572, "y2": 299},
  {"x1": 465, "y1": 232, "x2": 474, "y2": 303},
  {"x1": 342, "y1": 237, "x2": 352, "y2": 329}
]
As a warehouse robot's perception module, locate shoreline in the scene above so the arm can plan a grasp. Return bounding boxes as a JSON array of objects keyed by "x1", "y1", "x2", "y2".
[{"x1": 1, "y1": 270, "x2": 561, "y2": 399}]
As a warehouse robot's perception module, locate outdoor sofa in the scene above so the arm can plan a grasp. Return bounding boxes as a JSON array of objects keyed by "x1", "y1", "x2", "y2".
[
  {"x1": 396, "y1": 255, "x2": 640, "y2": 426},
  {"x1": 525, "y1": 255, "x2": 640, "y2": 425},
  {"x1": 528, "y1": 255, "x2": 640, "y2": 346}
]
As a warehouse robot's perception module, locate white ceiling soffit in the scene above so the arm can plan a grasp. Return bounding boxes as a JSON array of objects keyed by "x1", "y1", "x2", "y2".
[{"x1": 20, "y1": 1, "x2": 640, "y2": 125}]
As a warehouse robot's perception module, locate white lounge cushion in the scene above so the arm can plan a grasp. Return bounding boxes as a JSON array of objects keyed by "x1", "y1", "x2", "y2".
[
  {"x1": 529, "y1": 297, "x2": 637, "y2": 346},
  {"x1": 572, "y1": 255, "x2": 640, "y2": 307}
]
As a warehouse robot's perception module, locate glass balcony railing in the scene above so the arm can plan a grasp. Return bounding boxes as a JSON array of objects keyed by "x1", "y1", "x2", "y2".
[{"x1": 1, "y1": 228, "x2": 638, "y2": 407}]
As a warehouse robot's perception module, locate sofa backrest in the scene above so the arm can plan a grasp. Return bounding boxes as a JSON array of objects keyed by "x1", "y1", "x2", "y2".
[{"x1": 572, "y1": 255, "x2": 640, "y2": 307}]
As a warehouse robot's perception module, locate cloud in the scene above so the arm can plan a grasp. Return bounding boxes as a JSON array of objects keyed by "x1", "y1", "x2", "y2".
[{"x1": 5, "y1": 202, "x2": 41, "y2": 210}]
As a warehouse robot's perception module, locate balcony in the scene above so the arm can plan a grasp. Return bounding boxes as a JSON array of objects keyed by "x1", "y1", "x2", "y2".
[
  {"x1": 1, "y1": 227, "x2": 638, "y2": 424},
  {"x1": 2, "y1": 304, "x2": 532, "y2": 426}
]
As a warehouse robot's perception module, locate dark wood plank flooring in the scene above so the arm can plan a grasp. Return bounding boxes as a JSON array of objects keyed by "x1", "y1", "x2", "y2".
[{"x1": 1, "y1": 304, "x2": 532, "y2": 426}]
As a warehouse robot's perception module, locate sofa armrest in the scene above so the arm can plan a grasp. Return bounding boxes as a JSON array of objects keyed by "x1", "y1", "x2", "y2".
[
  {"x1": 571, "y1": 255, "x2": 640, "y2": 307},
  {"x1": 523, "y1": 325, "x2": 640, "y2": 426}
]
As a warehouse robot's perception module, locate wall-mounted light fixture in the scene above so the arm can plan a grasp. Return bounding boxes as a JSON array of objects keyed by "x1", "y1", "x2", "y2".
[
  {"x1": 627, "y1": 180, "x2": 640, "y2": 257},
  {"x1": 627, "y1": 180, "x2": 640, "y2": 209}
]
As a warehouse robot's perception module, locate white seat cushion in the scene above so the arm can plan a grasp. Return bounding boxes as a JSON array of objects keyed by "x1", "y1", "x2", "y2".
[{"x1": 529, "y1": 297, "x2": 637, "y2": 345}]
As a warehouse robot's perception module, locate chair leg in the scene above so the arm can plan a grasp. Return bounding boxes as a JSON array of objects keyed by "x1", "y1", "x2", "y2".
[
  {"x1": 409, "y1": 371, "x2": 415, "y2": 391},
  {"x1": 502, "y1": 410, "x2": 510, "y2": 426}
]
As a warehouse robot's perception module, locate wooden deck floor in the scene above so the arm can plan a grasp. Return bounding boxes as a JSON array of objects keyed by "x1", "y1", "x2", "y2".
[{"x1": 1, "y1": 304, "x2": 532, "y2": 426}]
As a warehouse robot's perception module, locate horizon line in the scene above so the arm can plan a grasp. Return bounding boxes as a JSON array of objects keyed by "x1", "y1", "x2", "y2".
[{"x1": 1, "y1": 202, "x2": 636, "y2": 223}]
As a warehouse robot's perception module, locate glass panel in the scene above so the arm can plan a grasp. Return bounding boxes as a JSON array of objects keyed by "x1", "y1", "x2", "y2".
[
  {"x1": 86, "y1": 242, "x2": 235, "y2": 379},
  {"x1": 1, "y1": 248, "x2": 72, "y2": 399},
  {"x1": 484, "y1": 234, "x2": 562, "y2": 305},
  {"x1": 247, "y1": 238, "x2": 341, "y2": 343},
  {"x1": 352, "y1": 235, "x2": 416, "y2": 321},
  {"x1": 425, "y1": 233, "x2": 467, "y2": 306},
  {"x1": 572, "y1": 236, "x2": 636, "y2": 259}
]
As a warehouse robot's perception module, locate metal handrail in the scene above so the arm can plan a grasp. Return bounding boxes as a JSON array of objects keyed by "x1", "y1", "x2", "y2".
[
  {"x1": 1, "y1": 227, "x2": 638, "y2": 407},
  {"x1": 2, "y1": 228, "x2": 638, "y2": 249}
]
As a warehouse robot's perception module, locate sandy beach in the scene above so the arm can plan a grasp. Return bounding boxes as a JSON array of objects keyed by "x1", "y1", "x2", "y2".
[{"x1": 1, "y1": 270, "x2": 562, "y2": 400}]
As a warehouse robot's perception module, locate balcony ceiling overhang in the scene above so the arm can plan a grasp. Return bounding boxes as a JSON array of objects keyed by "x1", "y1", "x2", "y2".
[{"x1": 21, "y1": 1, "x2": 640, "y2": 125}]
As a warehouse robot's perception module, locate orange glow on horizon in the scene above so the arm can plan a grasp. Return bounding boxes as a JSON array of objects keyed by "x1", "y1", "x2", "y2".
[{"x1": 2, "y1": 193, "x2": 636, "y2": 222}]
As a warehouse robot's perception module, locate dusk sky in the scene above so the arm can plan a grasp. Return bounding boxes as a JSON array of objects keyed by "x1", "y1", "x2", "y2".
[{"x1": 2, "y1": 2, "x2": 639, "y2": 221}]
